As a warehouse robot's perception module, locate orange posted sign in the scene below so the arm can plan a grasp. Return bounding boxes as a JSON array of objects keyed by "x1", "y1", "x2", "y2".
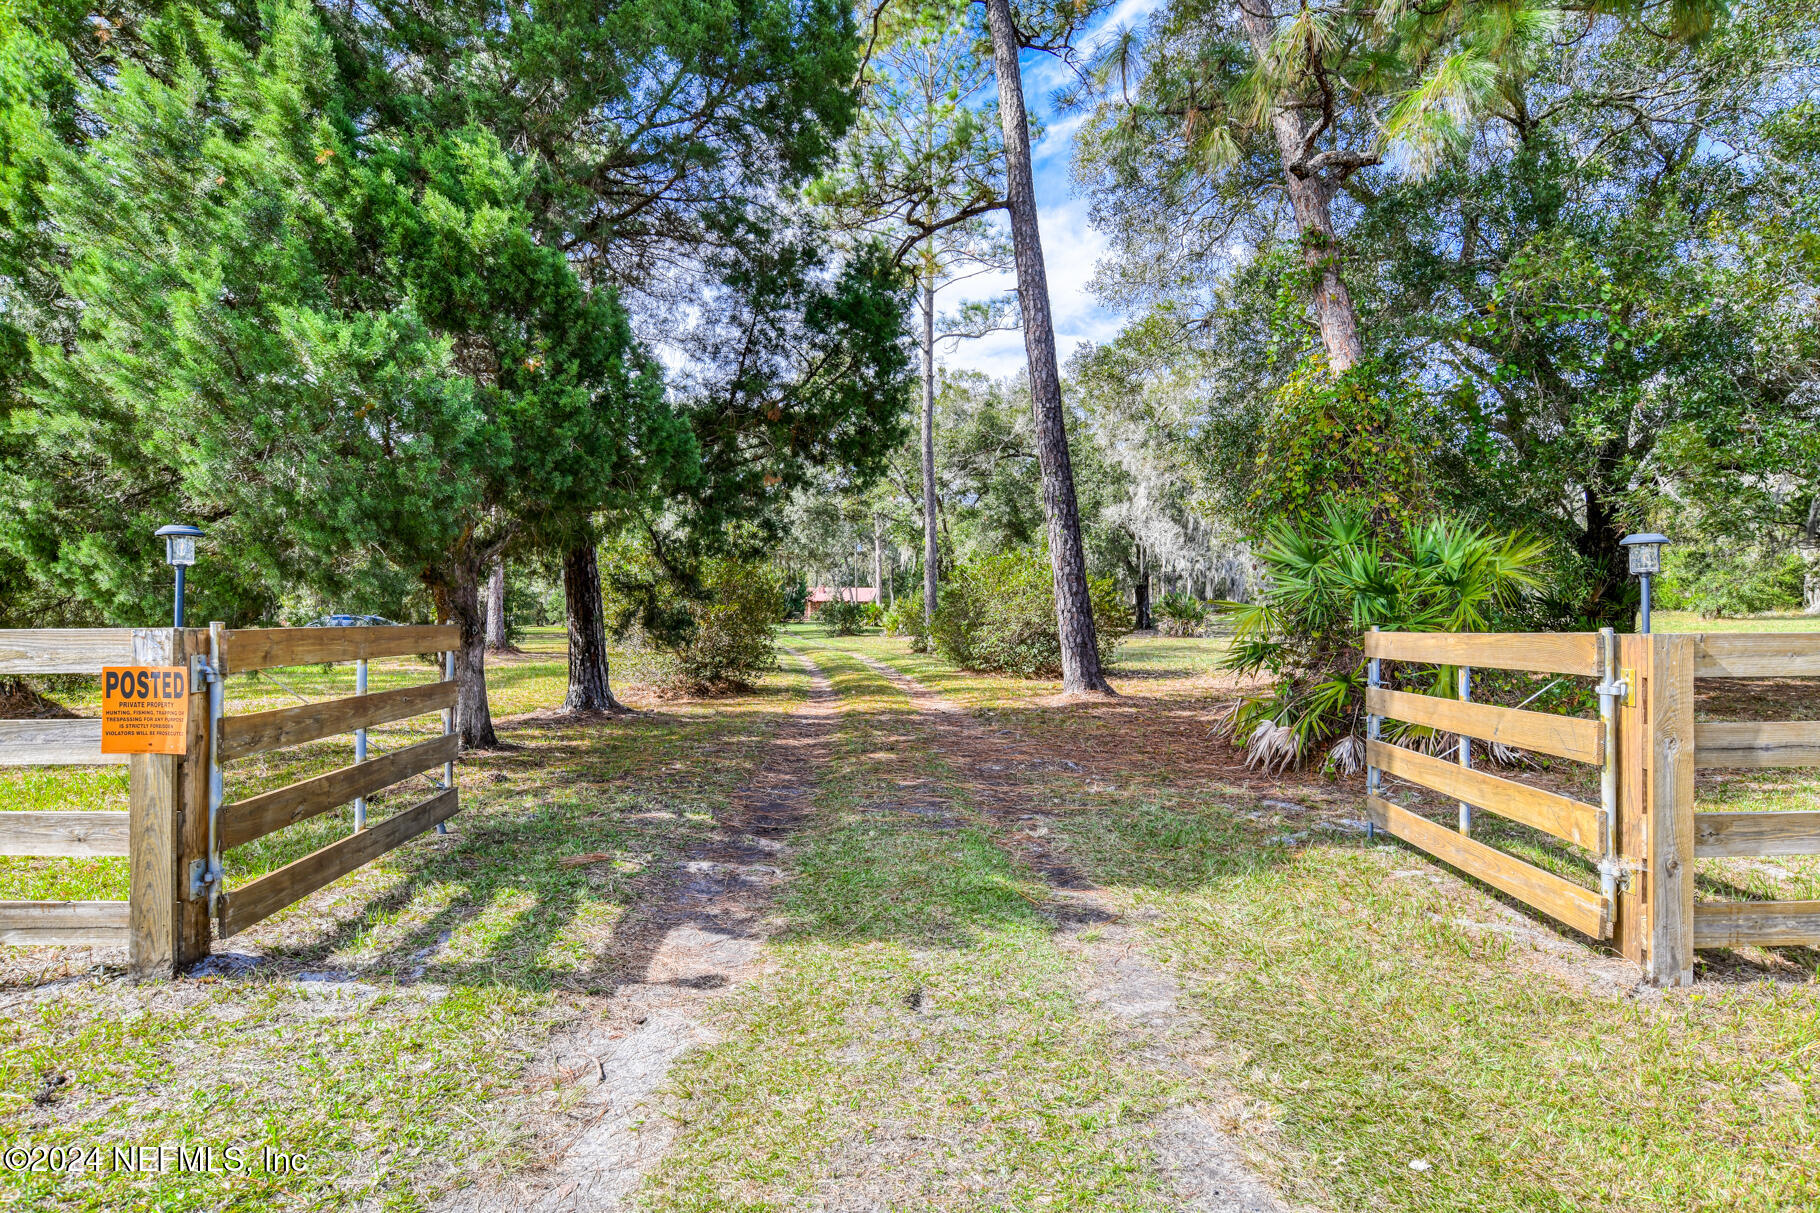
[{"x1": 100, "y1": 666, "x2": 190, "y2": 755}]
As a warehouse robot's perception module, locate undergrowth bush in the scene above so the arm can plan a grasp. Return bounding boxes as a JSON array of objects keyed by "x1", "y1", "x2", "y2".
[
  {"x1": 1657, "y1": 543, "x2": 1805, "y2": 618},
  {"x1": 1220, "y1": 501, "x2": 1546, "y2": 773},
  {"x1": 883, "y1": 591, "x2": 929, "y2": 650},
  {"x1": 667, "y1": 559, "x2": 781, "y2": 693},
  {"x1": 779, "y1": 575, "x2": 809, "y2": 622},
  {"x1": 1153, "y1": 591, "x2": 1206, "y2": 637},
  {"x1": 1249, "y1": 357, "x2": 1435, "y2": 534},
  {"x1": 817, "y1": 597, "x2": 869, "y2": 635},
  {"x1": 931, "y1": 549, "x2": 1131, "y2": 677}
]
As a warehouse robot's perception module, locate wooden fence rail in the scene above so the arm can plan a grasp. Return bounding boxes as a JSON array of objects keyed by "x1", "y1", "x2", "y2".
[
  {"x1": 1364, "y1": 630, "x2": 1619, "y2": 949},
  {"x1": 0, "y1": 627, "x2": 186, "y2": 957},
  {"x1": 205, "y1": 622, "x2": 461, "y2": 940},
  {"x1": 0, "y1": 623, "x2": 462, "y2": 973},
  {"x1": 1683, "y1": 633, "x2": 1820, "y2": 957},
  {"x1": 1367, "y1": 628, "x2": 1820, "y2": 986}
]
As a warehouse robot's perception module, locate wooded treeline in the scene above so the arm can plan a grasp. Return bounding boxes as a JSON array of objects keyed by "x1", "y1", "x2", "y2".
[
  {"x1": 1072, "y1": 0, "x2": 1820, "y2": 624},
  {"x1": 0, "y1": 0, "x2": 916, "y2": 740},
  {"x1": 789, "y1": 0, "x2": 1820, "y2": 632},
  {"x1": 4, "y1": 0, "x2": 1817, "y2": 738}
]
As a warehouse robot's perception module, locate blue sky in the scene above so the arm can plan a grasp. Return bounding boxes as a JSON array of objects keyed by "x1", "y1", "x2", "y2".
[{"x1": 943, "y1": 0, "x2": 1163, "y2": 379}]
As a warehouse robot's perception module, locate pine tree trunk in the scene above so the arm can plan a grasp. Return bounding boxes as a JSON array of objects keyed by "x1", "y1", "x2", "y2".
[
  {"x1": 485, "y1": 556, "x2": 510, "y2": 651},
  {"x1": 441, "y1": 553, "x2": 498, "y2": 749},
  {"x1": 921, "y1": 272, "x2": 940, "y2": 630},
  {"x1": 563, "y1": 541, "x2": 621, "y2": 712},
  {"x1": 984, "y1": 0, "x2": 1112, "y2": 695},
  {"x1": 1235, "y1": 0, "x2": 1365, "y2": 372},
  {"x1": 872, "y1": 516, "x2": 883, "y2": 600}
]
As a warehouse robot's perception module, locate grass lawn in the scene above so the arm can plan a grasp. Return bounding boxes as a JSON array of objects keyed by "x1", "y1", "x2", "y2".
[
  {"x1": 2, "y1": 616, "x2": 1817, "y2": 1210},
  {"x1": 1654, "y1": 609, "x2": 1820, "y2": 634},
  {"x1": 2, "y1": 630, "x2": 785, "y2": 1210},
  {"x1": 813, "y1": 621, "x2": 1820, "y2": 1211}
]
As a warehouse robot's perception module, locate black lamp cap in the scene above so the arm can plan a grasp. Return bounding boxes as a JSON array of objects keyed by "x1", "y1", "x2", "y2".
[
  {"x1": 1619, "y1": 533, "x2": 1669, "y2": 546},
  {"x1": 155, "y1": 524, "x2": 206, "y2": 539}
]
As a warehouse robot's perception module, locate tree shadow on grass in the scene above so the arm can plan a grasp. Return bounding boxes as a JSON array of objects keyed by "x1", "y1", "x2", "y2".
[{"x1": 192, "y1": 696, "x2": 803, "y2": 996}]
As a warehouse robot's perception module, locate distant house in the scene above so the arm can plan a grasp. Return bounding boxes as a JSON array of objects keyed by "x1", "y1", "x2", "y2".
[{"x1": 804, "y1": 586, "x2": 878, "y2": 617}]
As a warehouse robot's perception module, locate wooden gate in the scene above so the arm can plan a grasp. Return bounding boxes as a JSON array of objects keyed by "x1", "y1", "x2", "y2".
[
  {"x1": 1, "y1": 623, "x2": 462, "y2": 974},
  {"x1": 1366, "y1": 628, "x2": 1820, "y2": 987},
  {"x1": 1684, "y1": 634, "x2": 1820, "y2": 955},
  {"x1": 1363, "y1": 630, "x2": 1619, "y2": 944},
  {"x1": 204, "y1": 624, "x2": 462, "y2": 938}
]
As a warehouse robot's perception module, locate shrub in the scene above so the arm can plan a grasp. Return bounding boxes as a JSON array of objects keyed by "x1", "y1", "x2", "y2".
[
  {"x1": 779, "y1": 575, "x2": 809, "y2": 622},
  {"x1": 1153, "y1": 591, "x2": 1206, "y2": 637},
  {"x1": 1657, "y1": 544, "x2": 1805, "y2": 618},
  {"x1": 669, "y1": 559, "x2": 781, "y2": 693},
  {"x1": 930, "y1": 549, "x2": 1132, "y2": 677},
  {"x1": 883, "y1": 591, "x2": 929, "y2": 650},
  {"x1": 1249, "y1": 357, "x2": 1435, "y2": 535},
  {"x1": 1220, "y1": 501, "x2": 1547, "y2": 773},
  {"x1": 818, "y1": 597, "x2": 869, "y2": 636}
]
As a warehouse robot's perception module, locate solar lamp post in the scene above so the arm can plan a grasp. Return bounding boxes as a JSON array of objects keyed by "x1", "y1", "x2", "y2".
[
  {"x1": 1619, "y1": 532, "x2": 1669, "y2": 634},
  {"x1": 154, "y1": 524, "x2": 206, "y2": 628}
]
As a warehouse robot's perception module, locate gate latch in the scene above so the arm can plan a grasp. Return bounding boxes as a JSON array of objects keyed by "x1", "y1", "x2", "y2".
[{"x1": 1596, "y1": 671, "x2": 1636, "y2": 708}]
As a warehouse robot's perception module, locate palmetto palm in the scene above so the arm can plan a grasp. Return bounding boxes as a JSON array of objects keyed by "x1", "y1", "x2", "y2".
[{"x1": 1222, "y1": 501, "x2": 1547, "y2": 771}]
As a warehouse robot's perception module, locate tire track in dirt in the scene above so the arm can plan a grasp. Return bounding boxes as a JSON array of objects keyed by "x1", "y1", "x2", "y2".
[
  {"x1": 846, "y1": 649, "x2": 1299, "y2": 1213},
  {"x1": 440, "y1": 652, "x2": 836, "y2": 1213}
]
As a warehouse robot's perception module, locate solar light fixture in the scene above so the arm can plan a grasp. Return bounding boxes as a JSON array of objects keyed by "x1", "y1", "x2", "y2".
[
  {"x1": 154, "y1": 524, "x2": 206, "y2": 627},
  {"x1": 1619, "y1": 532, "x2": 1670, "y2": 634}
]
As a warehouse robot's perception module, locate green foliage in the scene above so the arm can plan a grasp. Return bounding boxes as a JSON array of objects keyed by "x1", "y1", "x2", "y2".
[
  {"x1": 780, "y1": 575, "x2": 809, "y2": 622},
  {"x1": 1658, "y1": 545, "x2": 1806, "y2": 618},
  {"x1": 1153, "y1": 591, "x2": 1206, "y2": 637},
  {"x1": 882, "y1": 590, "x2": 929, "y2": 649},
  {"x1": 1250, "y1": 359, "x2": 1434, "y2": 536},
  {"x1": 3, "y1": 0, "x2": 686, "y2": 626},
  {"x1": 1077, "y1": 0, "x2": 1807, "y2": 628},
  {"x1": 1221, "y1": 501, "x2": 1548, "y2": 772},
  {"x1": 931, "y1": 549, "x2": 1132, "y2": 678},
  {"x1": 668, "y1": 559, "x2": 782, "y2": 694},
  {"x1": 817, "y1": 597, "x2": 870, "y2": 636},
  {"x1": 1, "y1": 0, "x2": 910, "y2": 643}
]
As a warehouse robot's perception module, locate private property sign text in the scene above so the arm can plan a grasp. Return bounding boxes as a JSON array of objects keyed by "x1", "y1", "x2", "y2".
[{"x1": 100, "y1": 666, "x2": 189, "y2": 755}]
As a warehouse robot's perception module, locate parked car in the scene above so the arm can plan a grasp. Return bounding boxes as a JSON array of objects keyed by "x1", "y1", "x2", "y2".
[{"x1": 307, "y1": 614, "x2": 398, "y2": 627}]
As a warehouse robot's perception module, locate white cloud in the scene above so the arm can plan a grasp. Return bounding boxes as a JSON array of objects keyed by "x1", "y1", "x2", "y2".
[
  {"x1": 930, "y1": 0, "x2": 1168, "y2": 384},
  {"x1": 938, "y1": 198, "x2": 1120, "y2": 381}
]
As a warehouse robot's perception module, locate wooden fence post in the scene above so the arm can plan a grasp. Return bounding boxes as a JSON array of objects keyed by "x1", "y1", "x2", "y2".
[
  {"x1": 1650, "y1": 633, "x2": 1697, "y2": 985},
  {"x1": 1617, "y1": 633, "x2": 1696, "y2": 985},
  {"x1": 177, "y1": 626, "x2": 212, "y2": 968},
  {"x1": 1615, "y1": 634, "x2": 1647, "y2": 965},
  {"x1": 127, "y1": 627, "x2": 212, "y2": 977}
]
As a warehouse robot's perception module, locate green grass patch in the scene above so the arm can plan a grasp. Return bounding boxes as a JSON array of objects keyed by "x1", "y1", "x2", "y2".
[{"x1": 641, "y1": 646, "x2": 1183, "y2": 1211}]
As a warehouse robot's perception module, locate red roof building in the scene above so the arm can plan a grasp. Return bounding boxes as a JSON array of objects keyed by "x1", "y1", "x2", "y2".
[{"x1": 804, "y1": 586, "x2": 878, "y2": 616}]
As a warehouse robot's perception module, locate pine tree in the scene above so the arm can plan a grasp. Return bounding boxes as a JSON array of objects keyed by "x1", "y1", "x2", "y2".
[
  {"x1": 983, "y1": 0, "x2": 1114, "y2": 694},
  {"x1": 21, "y1": 0, "x2": 692, "y2": 745}
]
